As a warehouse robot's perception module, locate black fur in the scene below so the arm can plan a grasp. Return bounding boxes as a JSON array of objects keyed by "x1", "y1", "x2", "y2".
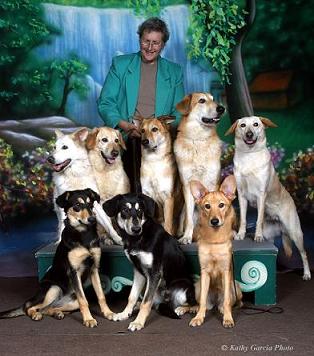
[
  {"x1": 103, "y1": 193, "x2": 196, "y2": 319},
  {"x1": 0, "y1": 189, "x2": 104, "y2": 324}
]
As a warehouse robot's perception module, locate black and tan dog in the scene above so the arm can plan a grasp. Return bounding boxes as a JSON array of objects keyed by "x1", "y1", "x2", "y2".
[
  {"x1": 103, "y1": 193, "x2": 196, "y2": 332},
  {"x1": 0, "y1": 188, "x2": 113, "y2": 327}
]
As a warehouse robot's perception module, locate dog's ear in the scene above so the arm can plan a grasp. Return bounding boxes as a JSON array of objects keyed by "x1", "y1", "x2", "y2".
[
  {"x1": 116, "y1": 130, "x2": 127, "y2": 150},
  {"x1": 225, "y1": 120, "x2": 238, "y2": 136},
  {"x1": 74, "y1": 127, "x2": 89, "y2": 143},
  {"x1": 157, "y1": 115, "x2": 176, "y2": 125},
  {"x1": 190, "y1": 180, "x2": 209, "y2": 203},
  {"x1": 85, "y1": 188, "x2": 100, "y2": 203},
  {"x1": 139, "y1": 193, "x2": 157, "y2": 218},
  {"x1": 55, "y1": 129, "x2": 64, "y2": 139},
  {"x1": 220, "y1": 175, "x2": 237, "y2": 201},
  {"x1": 86, "y1": 128, "x2": 99, "y2": 150},
  {"x1": 102, "y1": 195, "x2": 122, "y2": 217},
  {"x1": 55, "y1": 191, "x2": 71, "y2": 209},
  {"x1": 260, "y1": 117, "x2": 278, "y2": 128},
  {"x1": 176, "y1": 94, "x2": 192, "y2": 115}
]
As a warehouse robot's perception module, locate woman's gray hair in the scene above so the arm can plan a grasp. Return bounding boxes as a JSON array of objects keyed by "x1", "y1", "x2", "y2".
[{"x1": 137, "y1": 17, "x2": 170, "y2": 43}]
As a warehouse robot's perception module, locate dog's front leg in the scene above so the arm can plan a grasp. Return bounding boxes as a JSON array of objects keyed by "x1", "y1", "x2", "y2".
[
  {"x1": 128, "y1": 271, "x2": 161, "y2": 332},
  {"x1": 236, "y1": 190, "x2": 247, "y2": 240},
  {"x1": 179, "y1": 185, "x2": 194, "y2": 244},
  {"x1": 189, "y1": 271, "x2": 210, "y2": 327},
  {"x1": 255, "y1": 193, "x2": 266, "y2": 242},
  {"x1": 221, "y1": 270, "x2": 234, "y2": 328},
  {"x1": 70, "y1": 270, "x2": 97, "y2": 328},
  {"x1": 113, "y1": 269, "x2": 145, "y2": 322},
  {"x1": 164, "y1": 196, "x2": 174, "y2": 235},
  {"x1": 90, "y1": 248, "x2": 114, "y2": 320},
  {"x1": 93, "y1": 201, "x2": 123, "y2": 245}
]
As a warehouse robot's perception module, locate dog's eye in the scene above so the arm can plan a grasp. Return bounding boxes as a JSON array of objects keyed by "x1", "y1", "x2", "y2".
[
  {"x1": 253, "y1": 122, "x2": 259, "y2": 127},
  {"x1": 205, "y1": 203, "x2": 211, "y2": 209},
  {"x1": 198, "y1": 98, "x2": 206, "y2": 104},
  {"x1": 152, "y1": 127, "x2": 158, "y2": 132},
  {"x1": 141, "y1": 129, "x2": 145, "y2": 133},
  {"x1": 73, "y1": 204, "x2": 81, "y2": 212},
  {"x1": 115, "y1": 138, "x2": 119, "y2": 143},
  {"x1": 219, "y1": 203, "x2": 225, "y2": 208},
  {"x1": 102, "y1": 138, "x2": 108, "y2": 143},
  {"x1": 62, "y1": 145, "x2": 68, "y2": 150},
  {"x1": 240, "y1": 123, "x2": 246, "y2": 128}
]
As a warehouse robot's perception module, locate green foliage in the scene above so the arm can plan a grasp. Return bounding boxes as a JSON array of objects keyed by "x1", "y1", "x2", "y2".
[
  {"x1": 51, "y1": 56, "x2": 88, "y2": 115},
  {"x1": 127, "y1": 0, "x2": 162, "y2": 17},
  {"x1": 188, "y1": 0, "x2": 246, "y2": 84},
  {"x1": 0, "y1": 0, "x2": 56, "y2": 118},
  {"x1": 243, "y1": 0, "x2": 314, "y2": 83},
  {"x1": 0, "y1": 137, "x2": 54, "y2": 220},
  {"x1": 280, "y1": 147, "x2": 314, "y2": 219}
]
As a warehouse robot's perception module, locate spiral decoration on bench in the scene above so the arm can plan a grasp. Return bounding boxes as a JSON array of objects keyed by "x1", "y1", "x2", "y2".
[
  {"x1": 111, "y1": 276, "x2": 133, "y2": 292},
  {"x1": 236, "y1": 260, "x2": 268, "y2": 292}
]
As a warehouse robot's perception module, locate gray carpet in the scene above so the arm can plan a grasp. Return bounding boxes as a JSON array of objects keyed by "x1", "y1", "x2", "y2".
[{"x1": 0, "y1": 271, "x2": 313, "y2": 356}]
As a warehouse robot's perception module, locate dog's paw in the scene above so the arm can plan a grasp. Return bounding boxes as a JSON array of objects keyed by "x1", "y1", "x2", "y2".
[
  {"x1": 103, "y1": 237, "x2": 114, "y2": 246},
  {"x1": 223, "y1": 318, "x2": 235, "y2": 328},
  {"x1": 178, "y1": 236, "x2": 192, "y2": 245},
  {"x1": 254, "y1": 234, "x2": 264, "y2": 243},
  {"x1": 175, "y1": 306, "x2": 190, "y2": 316},
  {"x1": 128, "y1": 321, "x2": 144, "y2": 332},
  {"x1": 235, "y1": 231, "x2": 245, "y2": 240},
  {"x1": 83, "y1": 318, "x2": 98, "y2": 328},
  {"x1": 31, "y1": 312, "x2": 43, "y2": 321},
  {"x1": 102, "y1": 311, "x2": 114, "y2": 321},
  {"x1": 112, "y1": 311, "x2": 130, "y2": 321},
  {"x1": 303, "y1": 271, "x2": 311, "y2": 281},
  {"x1": 53, "y1": 311, "x2": 65, "y2": 320},
  {"x1": 189, "y1": 316, "x2": 204, "y2": 327}
]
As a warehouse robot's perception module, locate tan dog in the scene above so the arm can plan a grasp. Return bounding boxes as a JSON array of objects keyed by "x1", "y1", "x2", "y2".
[
  {"x1": 226, "y1": 116, "x2": 311, "y2": 280},
  {"x1": 174, "y1": 93, "x2": 225, "y2": 244},
  {"x1": 86, "y1": 127, "x2": 130, "y2": 245},
  {"x1": 181, "y1": 175, "x2": 242, "y2": 328},
  {"x1": 140, "y1": 116, "x2": 181, "y2": 235}
]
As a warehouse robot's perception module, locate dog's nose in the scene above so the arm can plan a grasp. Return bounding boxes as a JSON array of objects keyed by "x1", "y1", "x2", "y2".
[
  {"x1": 211, "y1": 218, "x2": 219, "y2": 226},
  {"x1": 131, "y1": 226, "x2": 141, "y2": 234},
  {"x1": 216, "y1": 105, "x2": 225, "y2": 115},
  {"x1": 111, "y1": 150, "x2": 119, "y2": 158},
  {"x1": 47, "y1": 156, "x2": 55, "y2": 164},
  {"x1": 141, "y1": 139, "x2": 149, "y2": 146},
  {"x1": 246, "y1": 130, "x2": 254, "y2": 139},
  {"x1": 88, "y1": 216, "x2": 96, "y2": 224}
]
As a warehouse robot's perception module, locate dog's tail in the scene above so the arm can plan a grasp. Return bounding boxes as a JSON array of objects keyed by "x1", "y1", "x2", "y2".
[
  {"x1": 157, "y1": 303, "x2": 181, "y2": 319},
  {"x1": 282, "y1": 234, "x2": 293, "y2": 258},
  {"x1": 0, "y1": 306, "x2": 25, "y2": 319}
]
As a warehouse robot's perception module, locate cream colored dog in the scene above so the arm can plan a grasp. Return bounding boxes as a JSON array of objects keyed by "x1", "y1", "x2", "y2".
[
  {"x1": 86, "y1": 127, "x2": 130, "y2": 245},
  {"x1": 140, "y1": 116, "x2": 181, "y2": 235},
  {"x1": 174, "y1": 93, "x2": 225, "y2": 244},
  {"x1": 226, "y1": 116, "x2": 311, "y2": 280}
]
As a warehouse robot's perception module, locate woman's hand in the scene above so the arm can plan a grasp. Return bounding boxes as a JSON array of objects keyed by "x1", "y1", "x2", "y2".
[{"x1": 118, "y1": 120, "x2": 141, "y2": 138}]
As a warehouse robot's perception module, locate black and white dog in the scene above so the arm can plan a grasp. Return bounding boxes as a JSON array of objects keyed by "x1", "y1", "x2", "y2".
[{"x1": 103, "y1": 193, "x2": 196, "y2": 332}]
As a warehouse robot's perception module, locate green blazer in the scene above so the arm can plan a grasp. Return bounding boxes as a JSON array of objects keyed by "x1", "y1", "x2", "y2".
[{"x1": 97, "y1": 52, "x2": 184, "y2": 128}]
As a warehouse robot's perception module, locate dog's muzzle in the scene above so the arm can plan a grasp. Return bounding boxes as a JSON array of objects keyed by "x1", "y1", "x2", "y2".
[
  {"x1": 47, "y1": 156, "x2": 71, "y2": 172},
  {"x1": 244, "y1": 130, "x2": 257, "y2": 145},
  {"x1": 201, "y1": 106, "x2": 225, "y2": 125},
  {"x1": 101, "y1": 150, "x2": 119, "y2": 164}
]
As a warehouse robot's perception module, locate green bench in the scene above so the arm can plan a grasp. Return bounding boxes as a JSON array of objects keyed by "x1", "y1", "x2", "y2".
[{"x1": 35, "y1": 238, "x2": 278, "y2": 305}]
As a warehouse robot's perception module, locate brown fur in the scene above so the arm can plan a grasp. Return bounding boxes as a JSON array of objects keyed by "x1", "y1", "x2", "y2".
[
  {"x1": 187, "y1": 176, "x2": 242, "y2": 328},
  {"x1": 174, "y1": 93, "x2": 224, "y2": 244},
  {"x1": 140, "y1": 116, "x2": 182, "y2": 235}
]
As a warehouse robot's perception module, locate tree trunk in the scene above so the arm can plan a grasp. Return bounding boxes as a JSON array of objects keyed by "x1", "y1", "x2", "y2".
[
  {"x1": 225, "y1": 0, "x2": 256, "y2": 123},
  {"x1": 57, "y1": 75, "x2": 71, "y2": 116}
]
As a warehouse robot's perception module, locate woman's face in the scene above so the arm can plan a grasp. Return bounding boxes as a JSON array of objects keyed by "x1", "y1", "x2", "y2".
[{"x1": 140, "y1": 30, "x2": 164, "y2": 64}]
